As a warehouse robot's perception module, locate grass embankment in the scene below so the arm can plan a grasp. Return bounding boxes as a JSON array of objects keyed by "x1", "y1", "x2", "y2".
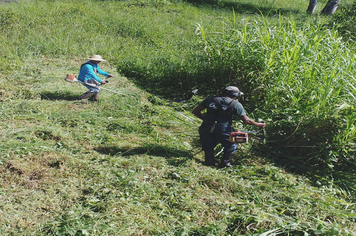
[{"x1": 0, "y1": 0, "x2": 355, "y2": 235}]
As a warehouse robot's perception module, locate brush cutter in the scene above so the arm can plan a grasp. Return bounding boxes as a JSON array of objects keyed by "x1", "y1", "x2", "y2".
[
  {"x1": 229, "y1": 121, "x2": 265, "y2": 144},
  {"x1": 229, "y1": 130, "x2": 249, "y2": 143},
  {"x1": 65, "y1": 74, "x2": 126, "y2": 95}
]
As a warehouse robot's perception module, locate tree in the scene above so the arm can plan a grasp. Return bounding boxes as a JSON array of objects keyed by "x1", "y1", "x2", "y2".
[{"x1": 307, "y1": 0, "x2": 341, "y2": 15}]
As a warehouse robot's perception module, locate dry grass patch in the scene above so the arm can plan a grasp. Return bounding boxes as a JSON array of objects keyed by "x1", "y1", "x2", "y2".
[{"x1": 0, "y1": 152, "x2": 68, "y2": 189}]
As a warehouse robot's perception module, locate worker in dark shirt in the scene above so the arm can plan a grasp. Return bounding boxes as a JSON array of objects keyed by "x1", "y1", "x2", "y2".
[{"x1": 192, "y1": 86, "x2": 266, "y2": 167}]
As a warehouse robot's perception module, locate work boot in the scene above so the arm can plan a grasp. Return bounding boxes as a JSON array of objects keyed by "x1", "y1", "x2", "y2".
[
  {"x1": 90, "y1": 92, "x2": 100, "y2": 102},
  {"x1": 220, "y1": 153, "x2": 233, "y2": 168},
  {"x1": 78, "y1": 92, "x2": 95, "y2": 100},
  {"x1": 204, "y1": 151, "x2": 215, "y2": 167}
]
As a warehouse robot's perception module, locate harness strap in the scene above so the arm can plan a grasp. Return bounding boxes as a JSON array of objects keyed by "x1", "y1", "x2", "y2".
[
  {"x1": 213, "y1": 97, "x2": 238, "y2": 115},
  {"x1": 81, "y1": 62, "x2": 97, "y2": 73}
]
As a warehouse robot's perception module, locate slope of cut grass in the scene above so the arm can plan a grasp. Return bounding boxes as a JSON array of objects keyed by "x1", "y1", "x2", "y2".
[
  {"x1": 0, "y1": 51, "x2": 355, "y2": 236},
  {"x1": 0, "y1": 0, "x2": 355, "y2": 235}
]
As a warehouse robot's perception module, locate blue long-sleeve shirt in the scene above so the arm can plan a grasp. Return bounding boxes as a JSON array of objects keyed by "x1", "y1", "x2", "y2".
[{"x1": 78, "y1": 61, "x2": 109, "y2": 83}]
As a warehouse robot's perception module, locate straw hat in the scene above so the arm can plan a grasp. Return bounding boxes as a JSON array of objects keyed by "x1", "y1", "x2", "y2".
[{"x1": 87, "y1": 55, "x2": 106, "y2": 62}]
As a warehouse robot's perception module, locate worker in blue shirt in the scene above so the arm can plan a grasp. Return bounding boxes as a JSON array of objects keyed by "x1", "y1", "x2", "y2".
[{"x1": 78, "y1": 55, "x2": 114, "y2": 101}]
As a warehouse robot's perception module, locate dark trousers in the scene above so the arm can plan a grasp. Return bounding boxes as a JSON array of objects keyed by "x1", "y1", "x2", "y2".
[
  {"x1": 78, "y1": 91, "x2": 100, "y2": 101},
  {"x1": 199, "y1": 122, "x2": 238, "y2": 167}
]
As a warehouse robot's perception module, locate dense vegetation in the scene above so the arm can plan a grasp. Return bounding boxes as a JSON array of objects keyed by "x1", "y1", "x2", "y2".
[
  {"x1": 332, "y1": 0, "x2": 356, "y2": 42},
  {"x1": 0, "y1": 0, "x2": 355, "y2": 235}
]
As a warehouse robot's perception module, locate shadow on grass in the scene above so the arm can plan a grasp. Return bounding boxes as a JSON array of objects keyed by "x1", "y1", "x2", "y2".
[
  {"x1": 183, "y1": 0, "x2": 303, "y2": 16},
  {"x1": 95, "y1": 143, "x2": 195, "y2": 166},
  {"x1": 251, "y1": 143, "x2": 356, "y2": 198},
  {"x1": 40, "y1": 91, "x2": 79, "y2": 101}
]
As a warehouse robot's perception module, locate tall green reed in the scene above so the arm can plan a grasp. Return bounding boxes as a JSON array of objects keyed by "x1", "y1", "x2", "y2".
[
  {"x1": 194, "y1": 15, "x2": 356, "y2": 168},
  {"x1": 119, "y1": 12, "x2": 356, "y2": 168}
]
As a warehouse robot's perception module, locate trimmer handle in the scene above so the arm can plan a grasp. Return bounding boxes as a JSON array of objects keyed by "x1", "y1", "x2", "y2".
[{"x1": 259, "y1": 120, "x2": 265, "y2": 133}]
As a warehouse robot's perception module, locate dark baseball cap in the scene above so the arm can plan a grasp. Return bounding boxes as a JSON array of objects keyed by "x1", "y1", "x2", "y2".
[{"x1": 225, "y1": 86, "x2": 243, "y2": 97}]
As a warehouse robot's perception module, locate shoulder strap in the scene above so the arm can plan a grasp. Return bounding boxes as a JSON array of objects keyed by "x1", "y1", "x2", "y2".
[
  {"x1": 226, "y1": 100, "x2": 238, "y2": 113},
  {"x1": 213, "y1": 97, "x2": 223, "y2": 112},
  {"x1": 213, "y1": 97, "x2": 238, "y2": 115},
  {"x1": 80, "y1": 62, "x2": 97, "y2": 73},
  {"x1": 81, "y1": 62, "x2": 92, "y2": 69}
]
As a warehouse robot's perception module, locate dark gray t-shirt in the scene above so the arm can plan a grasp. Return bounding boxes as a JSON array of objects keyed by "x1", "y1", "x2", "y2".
[{"x1": 199, "y1": 96, "x2": 246, "y2": 126}]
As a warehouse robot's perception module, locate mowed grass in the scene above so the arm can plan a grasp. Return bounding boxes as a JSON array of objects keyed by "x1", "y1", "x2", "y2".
[{"x1": 0, "y1": 0, "x2": 355, "y2": 235}]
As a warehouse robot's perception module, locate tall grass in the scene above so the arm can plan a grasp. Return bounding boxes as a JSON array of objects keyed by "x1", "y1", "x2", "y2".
[
  {"x1": 194, "y1": 15, "x2": 356, "y2": 169},
  {"x1": 117, "y1": 11, "x2": 356, "y2": 169}
]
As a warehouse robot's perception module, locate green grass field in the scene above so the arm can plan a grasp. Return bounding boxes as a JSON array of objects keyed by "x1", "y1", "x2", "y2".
[{"x1": 0, "y1": 0, "x2": 356, "y2": 235}]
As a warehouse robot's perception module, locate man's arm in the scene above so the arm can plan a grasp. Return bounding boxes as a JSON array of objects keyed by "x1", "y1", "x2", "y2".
[
  {"x1": 96, "y1": 66, "x2": 110, "y2": 77},
  {"x1": 192, "y1": 105, "x2": 205, "y2": 120},
  {"x1": 97, "y1": 66, "x2": 114, "y2": 78},
  {"x1": 239, "y1": 114, "x2": 266, "y2": 128}
]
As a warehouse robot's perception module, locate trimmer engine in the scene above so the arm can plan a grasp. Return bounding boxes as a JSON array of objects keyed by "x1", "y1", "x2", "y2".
[
  {"x1": 229, "y1": 131, "x2": 249, "y2": 143},
  {"x1": 65, "y1": 74, "x2": 77, "y2": 82}
]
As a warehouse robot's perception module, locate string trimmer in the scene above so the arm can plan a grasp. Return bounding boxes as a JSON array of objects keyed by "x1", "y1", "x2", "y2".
[
  {"x1": 65, "y1": 74, "x2": 126, "y2": 95},
  {"x1": 229, "y1": 122, "x2": 265, "y2": 144}
]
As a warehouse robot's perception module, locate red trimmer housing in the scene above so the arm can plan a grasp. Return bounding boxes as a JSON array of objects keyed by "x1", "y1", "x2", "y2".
[
  {"x1": 65, "y1": 74, "x2": 77, "y2": 83},
  {"x1": 229, "y1": 131, "x2": 249, "y2": 143}
]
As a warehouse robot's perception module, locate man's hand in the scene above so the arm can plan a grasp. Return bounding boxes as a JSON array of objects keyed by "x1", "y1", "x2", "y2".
[
  {"x1": 101, "y1": 81, "x2": 108, "y2": 85},
  {"x1": 257, "y1": 122, "x2": 266, "y2": 128},
  {"x1": 108, "y1": 74, "x2": 114, "y2": 78},
  {"x1": 240, "y1": 115, "x2": 266, "y2": 128}
]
